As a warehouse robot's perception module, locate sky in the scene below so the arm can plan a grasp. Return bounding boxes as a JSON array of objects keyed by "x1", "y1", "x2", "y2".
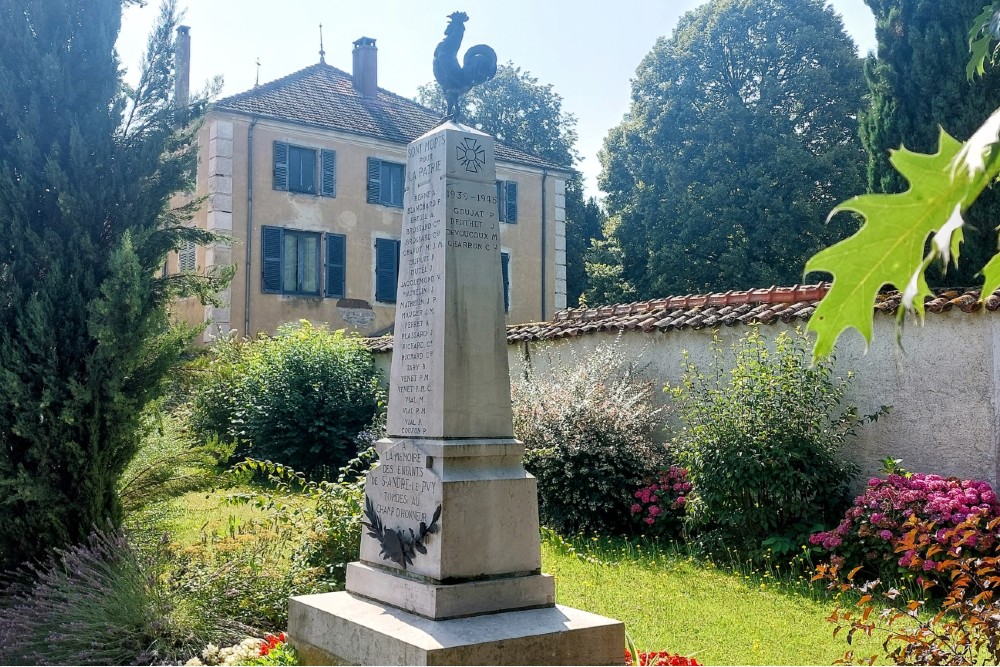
[{"x1": 117, "y1": 0, "x2": 877, "y2": 199}]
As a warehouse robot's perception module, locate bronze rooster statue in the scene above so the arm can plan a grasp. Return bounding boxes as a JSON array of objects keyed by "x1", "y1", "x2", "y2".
[{"x1": 432, "y1": 11, "x2": 497, "y2": 121}]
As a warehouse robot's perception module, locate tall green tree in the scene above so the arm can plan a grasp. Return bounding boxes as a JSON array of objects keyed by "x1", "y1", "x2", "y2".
[
  {"x1": 0, "y1": 0, "x2": 225, "y2": 569},
  {"x1": 600, "y1": 0, "x2": 867, "y2": 297},
  {"x1": 861, "y1": 0, "x2": 1000, "y2": 286},
  {"x1": 417, "y1": 64, "x2": 602, "y2": 306},
  {"x1": 583, "y1": 216, "x2": 637, "y2": 306},
  {"x1": 564, "y1": 186, "x2": 604, "y2": 306}
]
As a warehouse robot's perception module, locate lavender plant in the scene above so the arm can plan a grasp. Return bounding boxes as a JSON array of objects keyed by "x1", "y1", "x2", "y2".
[{"x1": 0, "y1": 530, "x2": 243, "y2": 665}]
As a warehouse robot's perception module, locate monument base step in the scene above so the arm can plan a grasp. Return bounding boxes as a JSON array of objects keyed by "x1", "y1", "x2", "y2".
[
  {"x1": 345, "y1": 561, "x2": 555, "y2": 619},
  {"x1": 288, "y1": 591, "x2": 626, "y2": 666}
]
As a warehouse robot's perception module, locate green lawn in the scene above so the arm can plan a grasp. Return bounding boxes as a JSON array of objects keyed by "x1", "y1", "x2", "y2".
[
  {"x1": 159, "y1": 487, "x2": 890, "y2": 665},
  {"x1": 159, "y1": 488, "x2": 284, "y2": 547},
  {"x1": 541, "y1": 538, "x2": 886, "y2": 666}
]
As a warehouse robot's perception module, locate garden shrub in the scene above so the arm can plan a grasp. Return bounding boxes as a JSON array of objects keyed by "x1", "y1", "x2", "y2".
[
  {"x1": 670, "y1": 328, "x2": 878, "y2": 555},
  {"x1": 0, "y1": 529, "x2": 243, "y2": 666},
  {"x1": 810, "y1": 469, "x2": 1000, "y2": 588},
  {"x1": 512, "y1": 338, "x2": 666, "y2": 535},
  {"x1": 228, "y1": 453, "x2": 372, "y2": 589},
  {"x1": 819, "y1": 516, "x2": 1000, "y2": 665},
  {"x1": 191, "y1": 322, "x2": 384, "y2": 476},
  {"x1": 167, "y1": 534, "x2": 302, "y2": 632}
]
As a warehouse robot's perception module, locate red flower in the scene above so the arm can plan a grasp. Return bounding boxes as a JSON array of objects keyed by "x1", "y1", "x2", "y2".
[
  {"x1": 625, "y1": 648, "x2": 702, "y2": 666},
  {"x1": 260, "y1": 632, "x2": 286, "y2": 656}
]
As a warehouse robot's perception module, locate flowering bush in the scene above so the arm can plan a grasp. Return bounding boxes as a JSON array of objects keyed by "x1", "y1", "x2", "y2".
[
  {"x1": 258, "y1": 632, "x2": 286, "y2": 656},
  {"x1": 810, "y1": 472, "x2": 1000, "y2": 587},
  {"x1": 0, "y1": 529, "x2": 242, "y2": 666},
  {"x1": 513, "y1": 338, "x2": 666, "y2": 534},
  {"x1": 254, "y1": 633, "x2": 297, "y2": 665},
  {"x1": 631, "y1": 467, "x2": 691, "y2": 538},
  {"x1": 184, "y1": 633, "x2": 297, "y2": 666},
  {"x1": 625, "y1": 649, "x2": 702, "y2": 666},
  {"x1": 817, "y1": 517, "x2": 1000, "y2": 665}
]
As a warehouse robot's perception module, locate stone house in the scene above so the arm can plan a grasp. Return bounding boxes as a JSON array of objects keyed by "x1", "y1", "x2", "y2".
[{"x1": 170, "y1": 31, "x2": 572, "y2": 341}]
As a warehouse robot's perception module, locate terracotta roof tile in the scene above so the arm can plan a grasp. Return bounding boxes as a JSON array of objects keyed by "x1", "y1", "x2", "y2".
[
  {"x1": 215, "y1": 63, "x2": 567, "y2": 171},
  {"x1": 361, "y1": 284, "x2": 1000, "y2": 353}
]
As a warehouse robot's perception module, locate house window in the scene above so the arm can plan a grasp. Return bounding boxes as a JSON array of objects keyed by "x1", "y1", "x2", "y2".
[
  {"x1": 501, "y1": 251, "x2": 511, "y2": 313},
  {"x1": 273, "y1": 142, "x2": 336, "y2": 197},
  {"x1": 375, "y1": 237, "x2": 401, "y2": 302},
  {"x1": 288, "y1": 146, "x2": 316, "y2": 194},
  {"x1": 261, "y1": 226, "x2": 322, "y2": 296},
  {"x1": 496, "y1": 180, "x2": 519, "y2": 223},
  {"x1": 367, "y1": 157, "x2": 405, "y2": 208}
]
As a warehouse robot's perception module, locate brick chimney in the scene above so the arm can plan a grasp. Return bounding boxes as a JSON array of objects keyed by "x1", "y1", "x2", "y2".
[
  {"x1": 352, "y1": 37, "x2": 377, "y2": 98},
  {"x1": 175, "y1": 25, "x2": 191, "y2": 107}
]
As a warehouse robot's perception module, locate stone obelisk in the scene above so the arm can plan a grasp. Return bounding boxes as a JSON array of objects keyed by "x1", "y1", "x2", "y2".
[
  {"x1": 346, "y1": 122, "x2": 553, "y2": 618},
  {"x1": 288, "y1": 122, "x2": 624, "y2": 665}
]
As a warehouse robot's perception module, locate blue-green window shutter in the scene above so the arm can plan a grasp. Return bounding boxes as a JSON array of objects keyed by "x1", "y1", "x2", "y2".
[
  {"x1": 367, "y1": 157, "x2": 381, "y2": 204},
  {"x1": 262, "y1": 226, "x2": 283, "y2": 292},
  {"x1": 321, "y1": 150, "x2": 337, "y2": 197},
  {"x1": 273, "y1": 142, "x2": 288, "y2": 191},
  {"x1": 326, "y1": 233, "x2": 346, "y2": 298},
  {"x1": 375, "y1": 238, "x2": 399, "y2": 302},
  {"x1": 501, "y1": 251, "x2": 510, "y2": 313},
  {"x1": 505, "y1": 181, "x2": 518, "y2": 224}
]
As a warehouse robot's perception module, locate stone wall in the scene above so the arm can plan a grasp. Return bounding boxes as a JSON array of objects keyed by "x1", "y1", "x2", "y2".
[{"x1": 373, "y1": 309, "x2": 1000, "y2": 487}]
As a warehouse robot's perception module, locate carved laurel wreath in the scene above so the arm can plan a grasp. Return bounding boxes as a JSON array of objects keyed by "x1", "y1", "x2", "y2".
[{"x1": 361, "y1": 496, "x2": 441, "y2": 570}]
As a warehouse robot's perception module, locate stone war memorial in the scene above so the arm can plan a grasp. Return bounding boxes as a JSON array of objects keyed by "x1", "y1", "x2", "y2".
[{"x1": 287, "y1": 12, "x2": 624, "y2": 666}]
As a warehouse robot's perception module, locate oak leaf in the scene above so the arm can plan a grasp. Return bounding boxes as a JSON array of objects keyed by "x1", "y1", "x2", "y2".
[{"x1": 806, "y1": 129, "x2": 995, "y2": 359}]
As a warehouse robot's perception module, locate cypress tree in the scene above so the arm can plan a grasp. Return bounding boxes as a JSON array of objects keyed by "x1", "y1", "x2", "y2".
[
  {"x1": 862, "y1": 0, "x2": 1000, "y2": 285},
  {"x1": 0, "y1": 0, "x2": 225, "y2": 569}
]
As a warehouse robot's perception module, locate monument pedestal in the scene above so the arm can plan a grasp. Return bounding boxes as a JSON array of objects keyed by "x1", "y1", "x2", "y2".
[
  {"x1": 346, "y1": 562, "x2": 555, "y2": 620},
  {"x1": 289, "y1": 593, "x2": 624, "y2": 666},
  {"x1": 288, "y1": 120, "x2": 624, "y2": 664}
]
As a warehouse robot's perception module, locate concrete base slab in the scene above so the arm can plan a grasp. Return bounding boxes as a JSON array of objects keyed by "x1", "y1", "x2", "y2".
[
  {"x1": 288, "y1": 591, "x2": 625, "y2": 666},
  {"x1": 346, "y1": 562, "x2": 555, "y2": 619}
]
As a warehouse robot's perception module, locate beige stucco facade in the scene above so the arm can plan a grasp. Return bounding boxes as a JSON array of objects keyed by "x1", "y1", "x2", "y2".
[{"x1": 171, "y1": 112, "x2": 569, "y2": 341}]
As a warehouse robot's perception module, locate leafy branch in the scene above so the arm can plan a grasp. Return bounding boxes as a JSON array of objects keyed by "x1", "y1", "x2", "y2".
[
  {"x1": 805, "y1": 1, "x2": 1000, "y2": 360},
  {"x1": 805, "y1": 128, "x2": 1000, "y2": 359},
  {"x1": 361, "y1": 497, "x2": 441, "y2": 570}
]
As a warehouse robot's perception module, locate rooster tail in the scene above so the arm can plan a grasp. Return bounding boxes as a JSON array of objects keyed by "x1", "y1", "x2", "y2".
[{"x1": 462, "y1": 44, "x2": 498, "y2": 87}]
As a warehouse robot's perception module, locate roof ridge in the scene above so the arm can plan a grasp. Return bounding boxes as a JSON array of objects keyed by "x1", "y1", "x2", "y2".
[{"x1": 214, "y1": 61, "x2": 570, "y2": 171}]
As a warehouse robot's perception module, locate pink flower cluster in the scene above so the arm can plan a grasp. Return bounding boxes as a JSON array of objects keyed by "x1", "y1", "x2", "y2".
[
  {"x1": 810, "y1": 473, "x2": 1000, "y2": 578},
  {"x1": 631, "y1": 467, "x2": 691, "y2": 532}
]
